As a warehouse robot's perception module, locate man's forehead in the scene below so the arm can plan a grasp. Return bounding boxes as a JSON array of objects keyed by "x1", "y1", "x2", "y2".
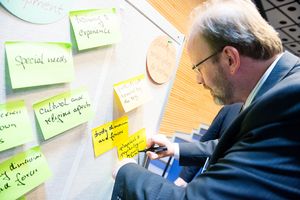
[{"x1": 188, "y1": 35, "x2": 210, "y2": 55}]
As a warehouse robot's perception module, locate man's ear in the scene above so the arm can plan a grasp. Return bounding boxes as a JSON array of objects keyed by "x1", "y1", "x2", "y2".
[{"x1": 223, "y1": 46, "x2": 240, "y2": 74}]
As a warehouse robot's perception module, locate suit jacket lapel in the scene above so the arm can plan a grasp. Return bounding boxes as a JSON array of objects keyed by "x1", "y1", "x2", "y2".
[
  {"x1": 209, "y1": 51, "x2": 299, "y2": 165},
  {"x1": 253, "y1": 51, "x2": 299, "y2": 102}
]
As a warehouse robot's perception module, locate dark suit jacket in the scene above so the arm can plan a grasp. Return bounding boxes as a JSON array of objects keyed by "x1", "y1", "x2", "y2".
[
  {"x1": 112, "y1": 51, "x2": 300, "y2": 199},
  {"x1": 179, "y1": 103, "x2": 242, "y2": 183}
]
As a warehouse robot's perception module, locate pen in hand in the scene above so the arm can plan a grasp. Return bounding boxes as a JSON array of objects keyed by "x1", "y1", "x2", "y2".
[{"x1": 139, "y1": 146, "x2": 168, "y2": 153}]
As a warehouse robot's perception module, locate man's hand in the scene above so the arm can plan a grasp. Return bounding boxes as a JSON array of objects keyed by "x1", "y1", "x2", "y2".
[
  {"x1": 112, "y1": 158, "x2": 137, "y2": 180},
  {"x1": 146, "y1": 134, "x2": 175, "y2": 160}
]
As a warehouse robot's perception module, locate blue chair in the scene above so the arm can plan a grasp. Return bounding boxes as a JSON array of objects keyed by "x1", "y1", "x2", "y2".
[
  {"x1": 165, "y1": 126, "x2": 210, "y2": 182},
  {"x1": 164, "y1": 137, "x2": 188, "y2": 182}
]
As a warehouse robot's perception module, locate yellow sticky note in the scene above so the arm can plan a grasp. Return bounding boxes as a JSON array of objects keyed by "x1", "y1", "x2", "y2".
[
  {"x1": 70, "y1": 8, "x2": 121, "y2": 50},
  {"x1": 117, "y1": 128, "x2": 146, "y2": 160},
  {"x1": 5, "y1": 41, "x2": 74, "y2": 89},
  {"x1": 114, "y1": 74, "x2": 152, "y2": 113},
  {"x1": 0, "y1": 100, "x2": 33, "y2": 152},
  {"x1": 92, "y1": 116, "x2": 128, "y2": 157},
  {"x1": 0, "y1": 146, "x2": 52, "y2": 200},
  {"x1": 33, "y1": 88, "x2": 93, "y2": 140}
]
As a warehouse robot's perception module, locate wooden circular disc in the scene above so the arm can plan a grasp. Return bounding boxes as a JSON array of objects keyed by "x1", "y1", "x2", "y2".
[{"x1": 146, "y1": 35, "x2": 177, "y2": 84}]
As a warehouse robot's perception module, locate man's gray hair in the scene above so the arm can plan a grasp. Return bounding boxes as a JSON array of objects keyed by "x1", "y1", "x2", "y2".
[{"x1": 188, "y1": 0, "x2": 283, "y2": 60}]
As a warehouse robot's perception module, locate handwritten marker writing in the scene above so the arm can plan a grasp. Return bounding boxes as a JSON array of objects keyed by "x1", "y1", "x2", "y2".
[{"x1": 139, "y1": 146, "x2": 167, "y2": 153}]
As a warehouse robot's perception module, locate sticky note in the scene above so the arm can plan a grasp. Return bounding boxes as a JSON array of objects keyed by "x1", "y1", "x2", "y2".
[
  {"x1": 0, "y1": 100, "x2": 33, "y2": 152},
  {"x1": 114, "y1": 74, "x2": 152, "y2": 113},
  {"x1": 117, "y1": 128, "x2": 146, "y2": 160},
  {"x1": 5, "y1": 41, "x2": 74, "y2": 89},
  {"x1": 0, "y1": 146, "x2": 52, "y2": 200},
  {"x1": 70, "y1": 8, "x2": 121, "y2": 50},
  {"x1": 33, "y1": 88, "x2": 93, "y2": 140},
  {"x1": 92, "y1": 116, "x2": 128, "y2": 157}
]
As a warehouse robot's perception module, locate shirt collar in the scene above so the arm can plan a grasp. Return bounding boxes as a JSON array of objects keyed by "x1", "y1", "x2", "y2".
[{"x1": 243, "y1": 53, "x2": 283, "y2": 110}]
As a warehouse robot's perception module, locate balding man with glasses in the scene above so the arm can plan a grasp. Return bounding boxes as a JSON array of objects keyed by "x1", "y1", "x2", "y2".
[{"x1": 112, "y1": 0, "x2": 300, "y2": 199}]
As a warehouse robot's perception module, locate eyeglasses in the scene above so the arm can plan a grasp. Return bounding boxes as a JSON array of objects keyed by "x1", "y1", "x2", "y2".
[{"x1": 192, "y1": 49, "x2": 222, "y2": 73}]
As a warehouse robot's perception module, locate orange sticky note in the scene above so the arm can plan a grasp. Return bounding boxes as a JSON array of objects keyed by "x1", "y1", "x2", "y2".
[{"x1": 114, "y1": 74, "x2": 152, "y2": 113}]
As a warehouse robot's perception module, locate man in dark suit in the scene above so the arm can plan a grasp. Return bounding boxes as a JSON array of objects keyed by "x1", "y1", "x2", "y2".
[
  {"x1": 175, "y1": 103, "x2": 242, "y2": 186},
  {"x1": 112, "y1": 0, "x2": 300, "y2": 199}
]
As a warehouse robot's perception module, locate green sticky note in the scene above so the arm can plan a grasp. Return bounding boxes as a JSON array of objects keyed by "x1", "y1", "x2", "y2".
[
  {"x1": 33, "y1": 88, "x2": 93, "y2": 140},
  {"x1": 17, "y1": 196, "x2": 26, "y2": 200},
  {"x1": 70, "y1": 8, "x2": 121, "y2": 50},
  {"x1": 5, "y1": 41, "x2": 74, "y2": 89},
  {"x1": 0, "y1": 146, "x2": 52, "y2": 200},
  {"x1": 0, "y1": 100, "x2": 33, "y2": 152}
]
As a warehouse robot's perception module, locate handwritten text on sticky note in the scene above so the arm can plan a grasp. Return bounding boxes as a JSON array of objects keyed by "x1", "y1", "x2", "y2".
[
  {"x1": 0, "y1": 146, "x2": 52, "y2": 200},
  {"x1": 117, "y1": 128, "x2": 146, "y2": 160},
  {"x1": 33, "y1": 88, "x2": 93, "y2": 140},
  {"x1": 0, "y1": 100, "x2": 33, "y2": 152},
  {"x1": 5, "y1": 41, "x2": 74, "y2": 89},
  {"x1": 114, "y1": 74, "x2": 152, "y2": 113},
  {"x1": 70, "y1": 8, "x2": 121, "y2": 50},
  {"x1": 92, "y1": 116, "x2": 128, "y2": 157}
]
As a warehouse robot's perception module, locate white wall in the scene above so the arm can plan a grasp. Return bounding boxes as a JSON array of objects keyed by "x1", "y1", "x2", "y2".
[{"x1": 0, "y1": 0, "x2": 184, "y2": 199}]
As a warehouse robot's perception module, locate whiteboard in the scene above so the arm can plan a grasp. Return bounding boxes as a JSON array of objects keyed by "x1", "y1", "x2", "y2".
[{"x1": 0, "y1": 0, "x2": 185, "y2": 199}]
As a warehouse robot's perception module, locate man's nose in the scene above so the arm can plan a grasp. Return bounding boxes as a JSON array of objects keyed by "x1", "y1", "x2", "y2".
[{"x1": 197, "y1": 73, "x2": 204, "y2": 85}]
